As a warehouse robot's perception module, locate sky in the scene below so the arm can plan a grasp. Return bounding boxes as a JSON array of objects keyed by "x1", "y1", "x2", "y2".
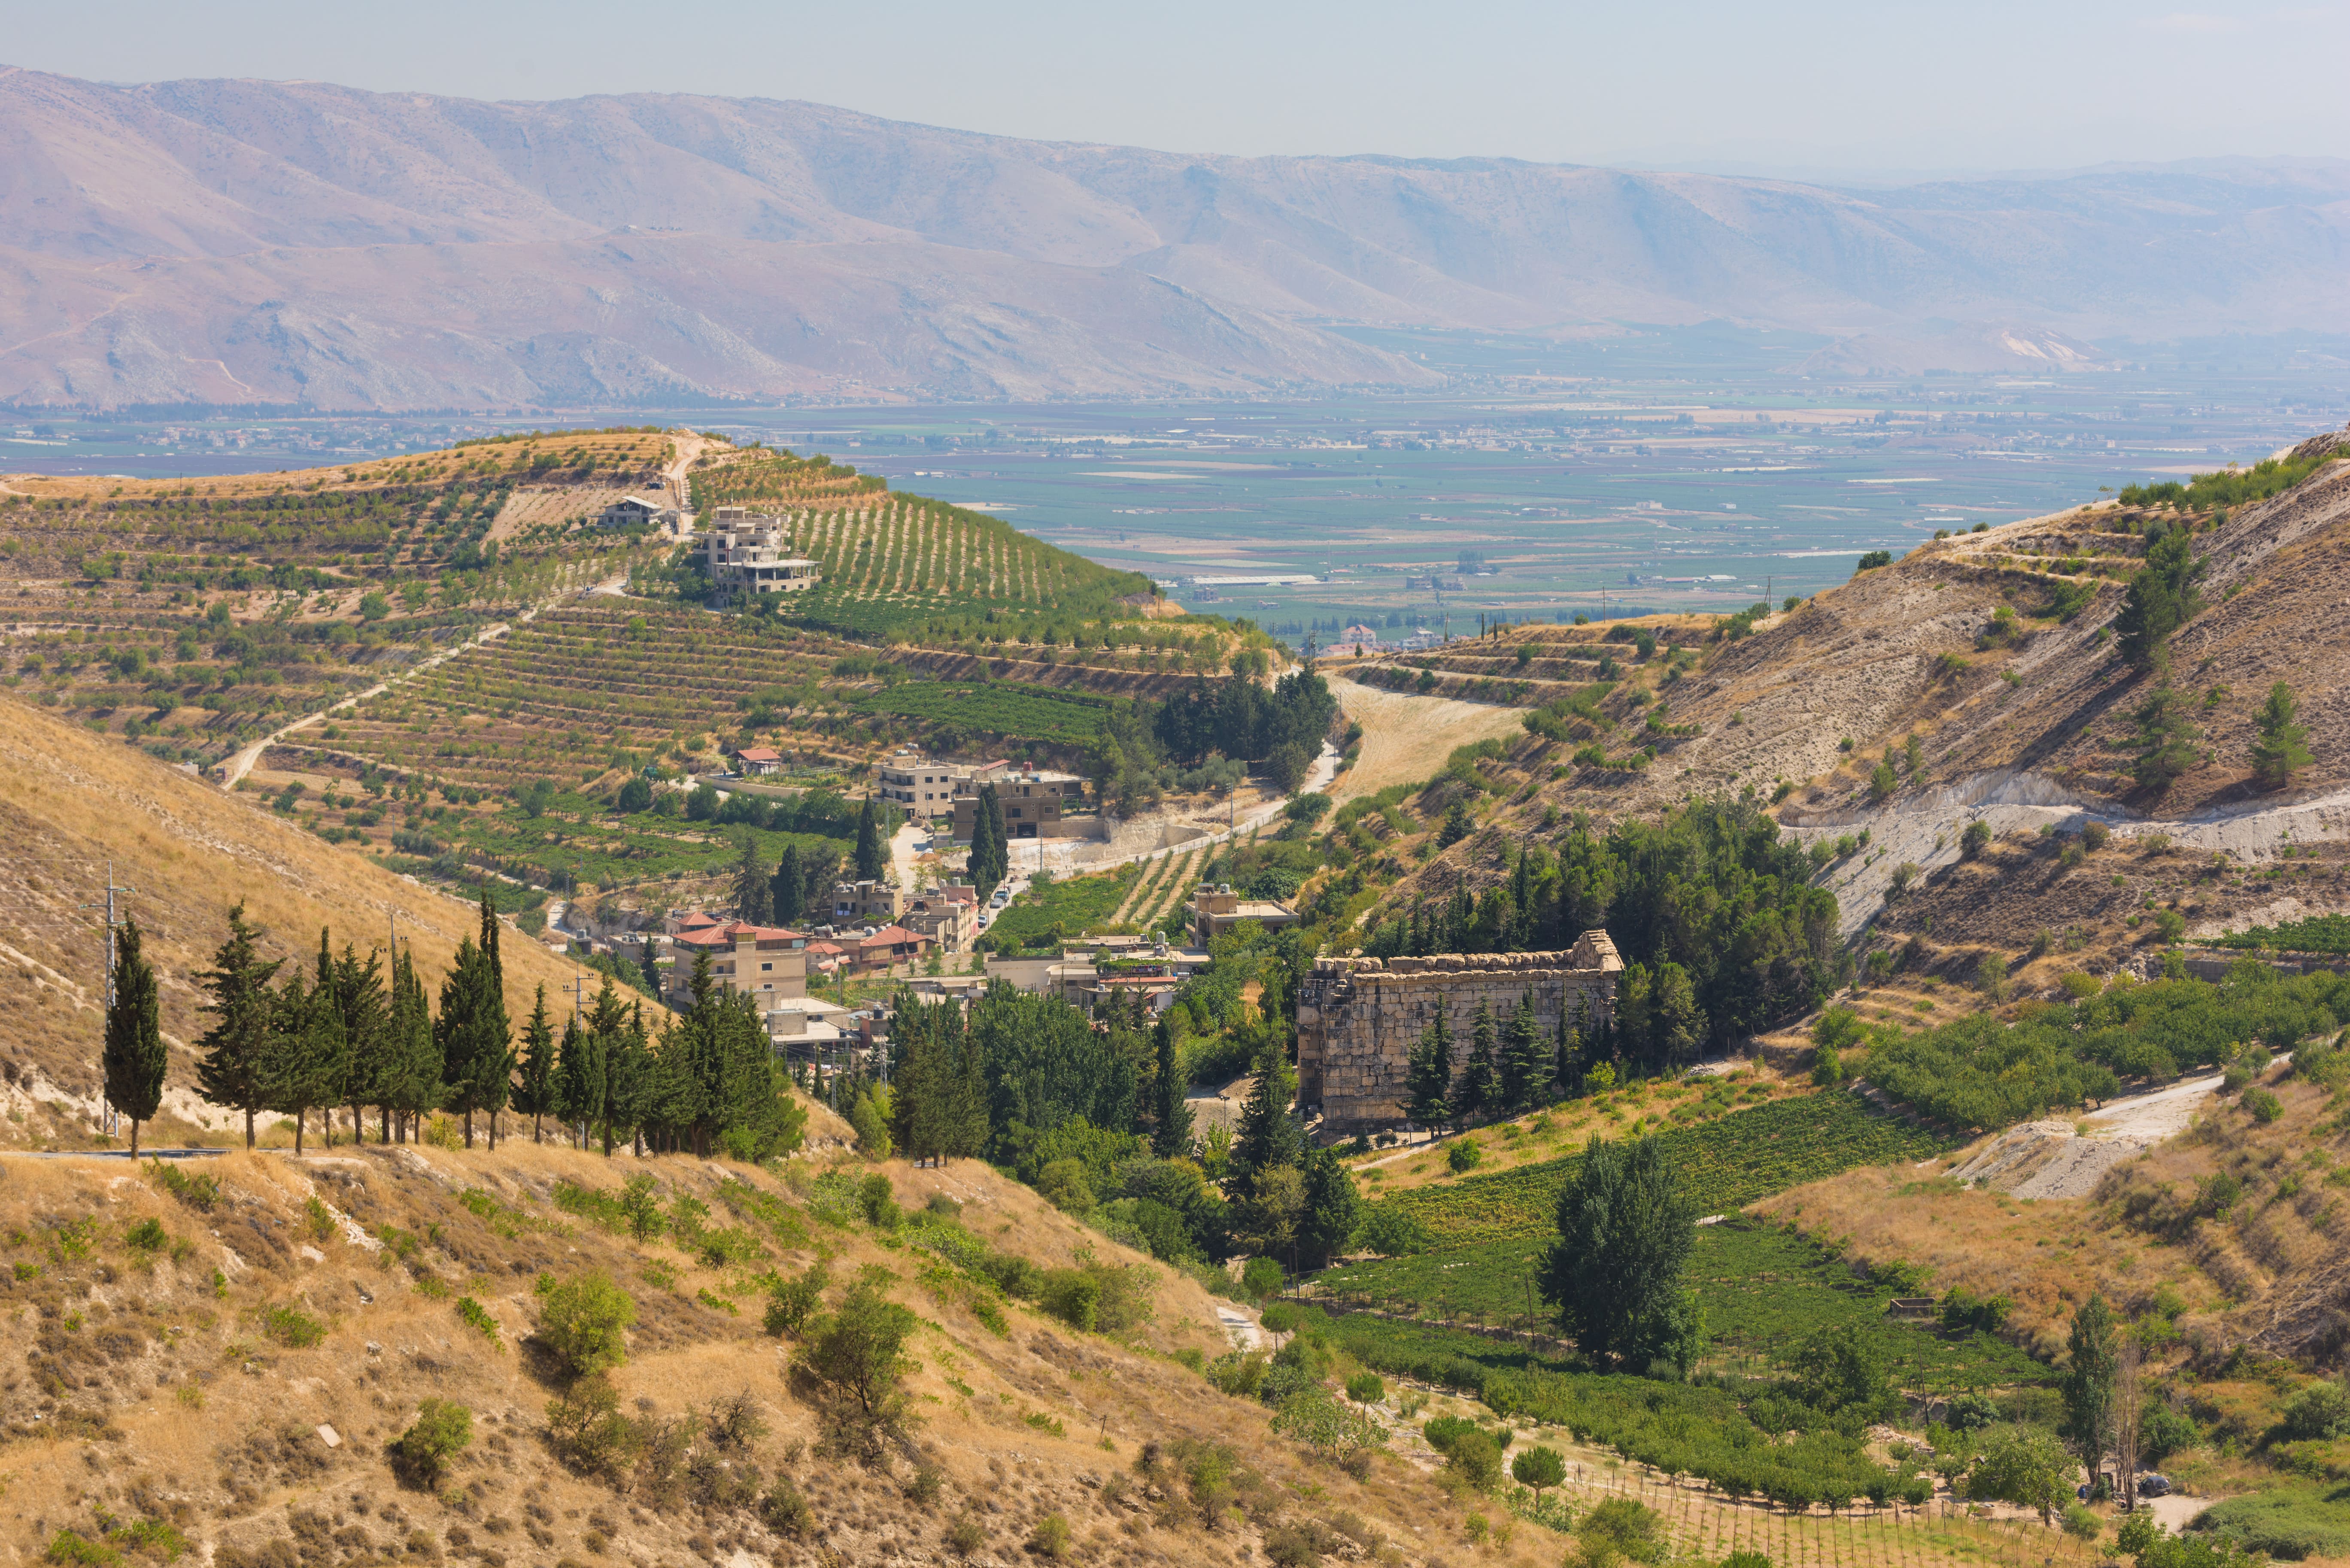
[{"x1": 8, "y1": 0, "x2": 2348, "y2": 176}]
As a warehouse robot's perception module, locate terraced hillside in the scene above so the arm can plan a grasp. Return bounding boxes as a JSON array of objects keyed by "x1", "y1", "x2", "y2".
[{"x1": 688, "y1": 448, "x2": 1159, "y2": 640}]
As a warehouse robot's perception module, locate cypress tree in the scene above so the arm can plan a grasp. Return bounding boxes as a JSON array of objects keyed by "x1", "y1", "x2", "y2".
[
  {"x1": 854, "y1": 794, "x2": 885, "y2": 882},
  {"x1": 772, "y1": 842, "x2": 805, "y2": 924},
  {"x1": 1151, "y1": 1017, "x2": 1194, "y2": 1158},
  {"x1": 1299, "y1": 1143, "x2": 1361, "y2": 1271},
  {"x1": 478, "y1": 889, "x2": 513, "y2": 1149},
  {"x1": 1229, "y1": 1040, "x2": 1303, "y2": 1200},
  {"x1": 265, "y1": 960, "x2": 344, "y2": 1156},
  {"x1": 437, "y1": 890, "x2": 513, "y2": 1149},
  {"x1": 101, "y1": 916, "x2": 166, "y2": 1159},
  {"x1": 194, "y1": 903, "x2": 284, "y2": 1150},
  {"x1": 639, "y1": 938, "x2": 662, "y2": 999},
  {"x1": 553, "y1": 1011, "x2": 592, "y2": 1148},
  {"x1": 384, "y1": 946, "x2": 443, "y2": 1143},
  {"x1": 515, "y1": 985, "x2": 556, "y2": 1143},
  {"x1": 735, "y1": 832, "x2": 772, "y2": 923},
  {"x1": 332, "y1": 941, "x2": 390, "y2": 1145}
]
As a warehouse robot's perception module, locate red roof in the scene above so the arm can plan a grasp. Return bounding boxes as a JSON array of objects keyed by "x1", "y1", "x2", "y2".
[
  {"x1": 675, "y1": 921, "x2": 808, "y2": 949},
  {"x1": 856, "y1": 925, "x2": 923, "y2": 949},
  {"x1": 676, "y1": 911, "x2": 721, "y2": 930},
  {"x1": 737, "y1": 746, "x2": 783, "y2": 764}
]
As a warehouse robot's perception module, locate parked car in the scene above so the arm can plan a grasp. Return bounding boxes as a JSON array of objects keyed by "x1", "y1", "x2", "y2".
[{"x1": 2138, "y1": 1474, "x2": 2171, "y2": 1497}]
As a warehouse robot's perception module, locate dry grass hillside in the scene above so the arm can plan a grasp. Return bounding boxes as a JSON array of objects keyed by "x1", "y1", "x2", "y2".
[
  {"x1": 0, "y1": 695, "x2": 622, "y2": 1149},
  {"x1": 0, "y1": 1142, "x2": 1492, "y2": 1568}
]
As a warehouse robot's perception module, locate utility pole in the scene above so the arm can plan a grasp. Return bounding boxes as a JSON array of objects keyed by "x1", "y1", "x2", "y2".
[{"x1": 81, "y1": 861, "x2": 136, "y2": 1139}]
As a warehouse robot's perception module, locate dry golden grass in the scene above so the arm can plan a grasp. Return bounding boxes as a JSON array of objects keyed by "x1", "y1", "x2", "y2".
[
  {"x1": 0, "y1": 1140, "x2": 1504, "y2": 1568},
  {"x1": 1, "y1": 431, "x2": 670, "y2": 505},
  {"x1": 0, "y1": 693, "x2": 634, "y2": 1146}
]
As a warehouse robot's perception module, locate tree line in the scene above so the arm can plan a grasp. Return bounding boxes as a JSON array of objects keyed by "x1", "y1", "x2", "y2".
[
  {"x1": 1091, "y1": 669, "x2": 1338, "y2": 813},
  {"x1": 104, "y1": 892, "x2": 805, "y2": 1159}
]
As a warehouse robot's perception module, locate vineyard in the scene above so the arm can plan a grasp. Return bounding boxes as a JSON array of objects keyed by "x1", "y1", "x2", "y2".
[
  {"x1": 852, "y1": 680, "x2": 1119, "y2": 744},
  {"x1": 687, "y1": 452, "x2": 1154, "y2": 637},
  {"x1": 1320, "y1": 1219, "x2": 2048, "y2": 1394},
  {"x1": 1362, "y1": 1092, "x2": 1957, "y2": 1248},
  {"x1": 2207, "y1": 914, "x2": 2350, "y2": 954}
]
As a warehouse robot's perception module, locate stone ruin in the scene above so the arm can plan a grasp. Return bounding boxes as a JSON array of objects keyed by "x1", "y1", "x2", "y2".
[{"x1": 1295, "y1": 931, "x2": 1623, "y2": 1134}]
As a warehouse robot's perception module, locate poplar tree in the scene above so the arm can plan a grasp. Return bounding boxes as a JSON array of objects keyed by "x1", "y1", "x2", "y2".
[
  {"x1": 2063, "y1": 1293, "x2": 2119, "y2": 1491},
  {"x1": 1151, "y1": 1017, "x2": 1194, "y2": 1158},
  {"x1": 101, "y1": 916, "x2": 166, "y2": 1158},
  {"x1": 514, "y1": 985, "x2": 557, "y2": 1143},
  {"x1": 195, "y1": 903, "x2": 284, "y2": 1150}
]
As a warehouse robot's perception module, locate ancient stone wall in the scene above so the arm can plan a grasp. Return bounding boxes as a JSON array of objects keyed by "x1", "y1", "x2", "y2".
[{"x1": 1296, "y1": 931, "x2": 1622, "y2": 1133}]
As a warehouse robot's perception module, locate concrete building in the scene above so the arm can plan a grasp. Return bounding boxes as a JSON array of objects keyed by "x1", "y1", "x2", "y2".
[
  {"x1": 598, "y1": 494, "x2": 679, "y2": 529},
  {"x1": 877, "y1": 751, "x2": 1006, "y2": 815},
  {"x1": 949, "y1": 765, "x2": 1086, "y2": 840},
  {"x1": 832, "y1": 880, "x2": 902, "y2": 925},
  {"x1": 734, "y1": 746, "x2": 784, "y2": 776},
  {"x1": 903, "y1": 886, "x2": 979, "y2": 953},
  {"x1": 1190, "y1": 884, "x2": 1299, "y2": 946},
  {"x1": 702, "y1": 507, "x2": 820, "y2": 597},
  {"x1": 667, "y1": 919, "x2": 811, "y2": 1010}
]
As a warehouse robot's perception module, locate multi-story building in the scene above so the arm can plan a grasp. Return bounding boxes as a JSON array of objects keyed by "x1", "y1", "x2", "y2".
[
  {"x1": 902, "y1": 886, "x2": 979, "y2": 953},
  {"x1": 948, "y1": 765, "x2": 1086, "y2": 840},
  {"x1": 1190, "y1": 884, "x2": 1299, "y2": 946},
  {"x1": 831, "y1": 879, "x2": 902, "y2": 925},
  {"x1": 598, "y1": 494, "x2": 681, "y2": 530},
  {"x1": 701, "y1": 507, "x2": 820, "y2": 597},
  {"x1": 876, "y1": 751, "x2": 1005, "y2": 815},
  {"x1": 666, "y1": 919, "x2": 811, "y2": 1009}
]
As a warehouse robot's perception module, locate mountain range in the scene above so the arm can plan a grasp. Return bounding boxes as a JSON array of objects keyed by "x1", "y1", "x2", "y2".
[{"x1": 5, "y1": 64, "x2": 2349, "y2": 408}]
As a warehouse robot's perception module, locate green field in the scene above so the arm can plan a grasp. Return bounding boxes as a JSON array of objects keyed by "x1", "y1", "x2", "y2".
[
  {"x1": 1362, "y1": 1093, "x2": 1956, "y2": 1249},
  {"x1": 852, "y1": 681, "x2": 1117, "y2": 743},
  {"x1": 1322, "y1": 1218, "x2": 2048, "y2": 1393},
  {"x1": 2208, "y1": 913, "x2": 2350, "y2": 955},
  {"x1": 985, "y1": 866, "x2": 1139, "y2": 951}
]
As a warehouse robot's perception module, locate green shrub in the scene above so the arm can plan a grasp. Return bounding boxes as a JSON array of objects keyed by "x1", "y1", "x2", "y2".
[
  {"x1": 1447, "y1": 1140, "x2": 1483, "y2": 1174},
  {"x1": 2280, "y1": 1379, "x2": 2350, "y2": 1441},
  {"x1": 261, "y1": 1306, "x2": 325, "y2": 1348},
  {"x1": 1041, "y1": 1270, "x2": 1102, "y2": 1332},
  {"x1": 43, "y1": 1531, "x2": 121, "y2": 1567},
  {"x1": 388, "y1": 1398, "x2": 473, "y2": 1483},
  {"x1": 1345, "y1": 1372, "x2": 1386, "y2": 1404},
  {"x1": 1028, "y1": 1513, "x2": 1072, "y2": 1560},
  {"x1": 145, "y1": 1160, "x2": 220, "y2": 1212},
  {"x1": 759, "y1": 1479, "x2": 814, "y2": 1538},
  {"x1": 124, "y1": 1218, "x2": 167, "y2": 1254},
  {"x1": 455, "y1": 1297, "x2": 502, "y2": 1349},
  {"x1": 533, "y1": 1271, "x2": 636, "y2": 1378},
  {"x1": 764, "y1": 1264, "x2": 830, "y2": 1338}
]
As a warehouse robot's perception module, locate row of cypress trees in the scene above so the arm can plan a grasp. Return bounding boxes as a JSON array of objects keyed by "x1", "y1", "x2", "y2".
[
  {"x1": 1405, "y1": 992, "x2": 1593, "y2": 1130},
  {"x1": 106, "y1": 889, "x2": 806, "y2": 1159}
]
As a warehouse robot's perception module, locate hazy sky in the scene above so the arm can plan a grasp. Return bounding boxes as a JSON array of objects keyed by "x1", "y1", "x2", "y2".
[{"x1": 10, "y1": 0, "x2": 2347, "y2": 175}]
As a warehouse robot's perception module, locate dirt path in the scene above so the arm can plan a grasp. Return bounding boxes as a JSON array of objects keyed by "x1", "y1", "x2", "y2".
[
  {"x1": 1943, "y1": 1061, "x2": 2264, "y2": 1200},
  {"x1": 1323, "y1": 675, "x2": 1526, "y2": 802}
]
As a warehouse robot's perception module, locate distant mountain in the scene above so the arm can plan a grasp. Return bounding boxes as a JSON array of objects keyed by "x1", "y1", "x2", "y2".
[{"x1": 4, "y1": 66, "x2": 2347, "y2": 409}]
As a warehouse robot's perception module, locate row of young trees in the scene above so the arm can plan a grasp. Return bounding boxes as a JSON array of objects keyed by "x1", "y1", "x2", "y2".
[{"x1": 146, "y1": 891, "x2": 802, "y2": 1158}]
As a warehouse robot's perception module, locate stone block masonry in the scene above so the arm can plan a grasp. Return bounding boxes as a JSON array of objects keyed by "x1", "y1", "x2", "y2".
[{"x1": 1296, "y1": 932, "x2": 1623, "y2": 1134}]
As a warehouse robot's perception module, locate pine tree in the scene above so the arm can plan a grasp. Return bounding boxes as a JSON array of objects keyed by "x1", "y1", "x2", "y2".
[
  {"x1": 1405, "y1": 1011, "x2": 1452, "y2": 1131},
  {"x1": 1299, "y1": 1142, "x2": 1361, "y2": 1271},
  {"x1": 514, "y1": 985, "x2": 556, "y2": 1143},
  {"x1": 1458, "y1": 1000, "x2": 1501, "y2": 1120},
  {"x1": 101, "y1": 916, "x2": 166, "y2": 1158},
  {"x1": 1652, "y1": 962, "x2": 1706, "y2": 1071},
  {"x1": 331, "y1": 941, "x2": 390, "y2": 1145},
  {"x1": 2250, "y1": 681, "x2": 2314, "y2": 790},
  {"x1": 1229, "y1": 1040, "x2": 1303, "y2": 1199},
  {"x1": 1151, "y1": 1017, "x2": 1194, "y2": 1158},
  {"x1": 772, "y1": 842, "x2": 805, "y2": 924},
  {"x1": 735, "y1": 832, "x2": 772, "y2": 923},
  {"x1": 1613, "y1": 962, "x2": 1653, "y2": 1067},
  {"x1": 1500, "y1": 992, "x2": 1548, "y2": 1110},
  {"x1": 2131, "y1": 675, "x2": 2199, "y2": 793},
  {"x1": 854, "y1": 794, "x2": 886, "y2": 882},
  {"x1": 195, "y1": 903, "x2": 285, "y2": 1150},
  {"x1": 2115, "y1": 527, "x2": 2204, "y2": 671}
]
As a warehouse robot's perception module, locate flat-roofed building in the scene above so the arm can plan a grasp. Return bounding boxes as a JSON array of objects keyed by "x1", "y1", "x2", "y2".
[{"x1": 1190, "y1": 883, "x2": 1299, "y2": 946}]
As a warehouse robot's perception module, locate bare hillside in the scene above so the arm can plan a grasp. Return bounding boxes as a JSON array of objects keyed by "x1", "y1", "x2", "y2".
[
  {"x1": 0, "y1": 695, "x2": 619, "y2": 1148},
  {"x1": 6, "y1": 67, "x2": 2350, "y2": 406},
  {"x1": 1359, "y1": 443, "x2": 2350, "y2": 957}
]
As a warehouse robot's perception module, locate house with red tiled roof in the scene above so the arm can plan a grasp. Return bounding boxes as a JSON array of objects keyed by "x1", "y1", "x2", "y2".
[
  {"x1": 667, "y1": 919, "x2": 810, "y2": 1008},
  {"x1": 847, "y1": 923, "x2": 929, "y2": 974},
  {"x1": 735, "y1": 746, "x2": 784, "y2": 775}
]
